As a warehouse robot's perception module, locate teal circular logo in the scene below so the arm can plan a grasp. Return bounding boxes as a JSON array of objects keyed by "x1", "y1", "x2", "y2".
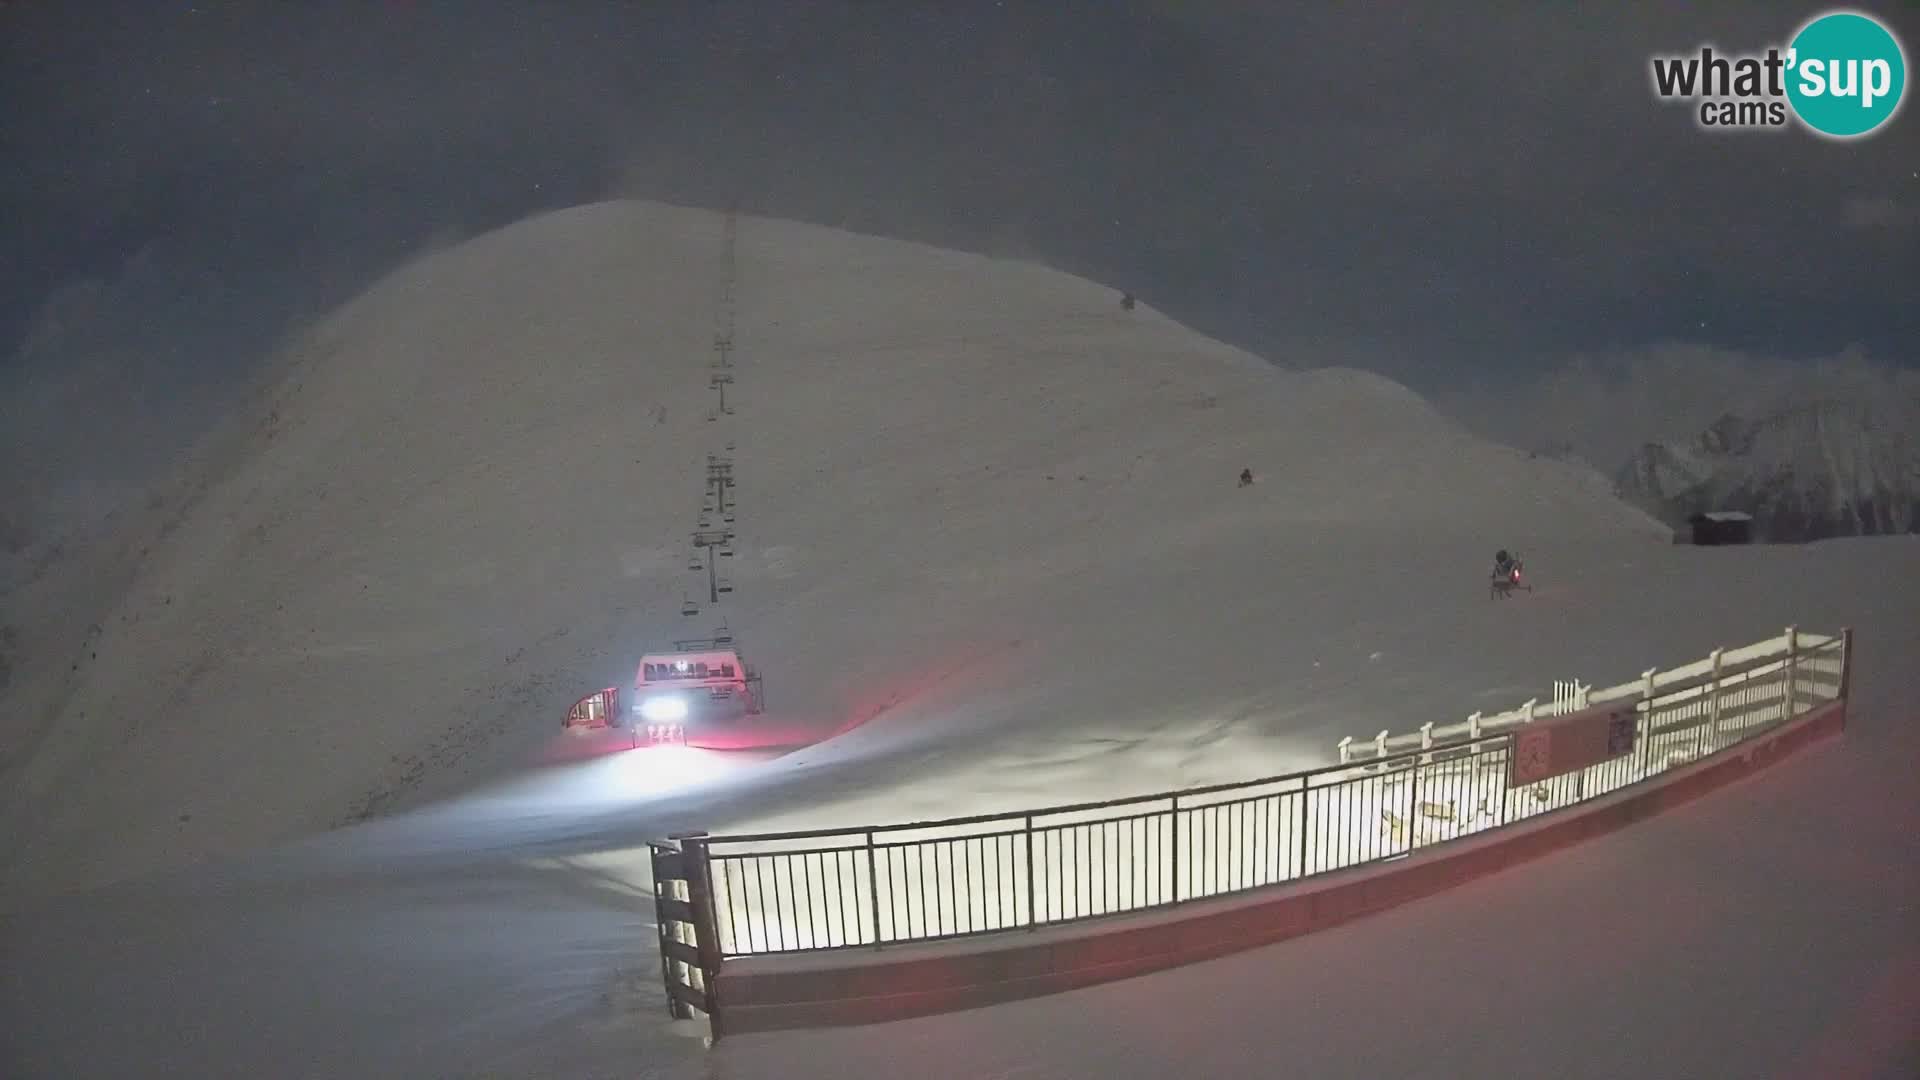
[{"x1": 1786, "y1": 11, "x2": 1907, "y2": 138}]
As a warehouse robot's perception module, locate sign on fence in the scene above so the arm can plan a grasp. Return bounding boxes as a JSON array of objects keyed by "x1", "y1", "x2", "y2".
[{"x1": 1509, "y1": 703, "x2": 1637, "y2": 785}]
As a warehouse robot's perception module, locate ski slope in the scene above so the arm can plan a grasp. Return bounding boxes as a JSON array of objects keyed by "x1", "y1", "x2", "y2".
[
  {"x1": 0, "y1": 199, "x2": 1660, "y2": 909},
  {"x1": 5, "y1": 539, "x2": 1914, "y2": 1080},
  {"x1": 3, "y1": 202, "x2": 1915, "y2": 1078},
  {"x1": 712, "y1": 556, "x2": 1920, "y2": 1080}
]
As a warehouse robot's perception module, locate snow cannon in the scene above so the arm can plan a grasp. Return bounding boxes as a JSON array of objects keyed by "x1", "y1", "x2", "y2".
[{"x1": 1489, "y1": 554, "x2": 1533, "y2": 600}]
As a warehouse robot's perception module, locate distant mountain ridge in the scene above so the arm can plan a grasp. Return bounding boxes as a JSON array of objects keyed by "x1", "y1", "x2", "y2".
[
  {"x1": 1430, "y1": 345, "x2": 1920, "y2": 545},
  {"x1": 1617, "y1": 399, "x2": 1920, "y2": 541}
]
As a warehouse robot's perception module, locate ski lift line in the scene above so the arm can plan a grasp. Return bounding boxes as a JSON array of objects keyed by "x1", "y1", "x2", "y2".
[{"x1": 689, "y1": 206, "x2": 745, "y2": 614}]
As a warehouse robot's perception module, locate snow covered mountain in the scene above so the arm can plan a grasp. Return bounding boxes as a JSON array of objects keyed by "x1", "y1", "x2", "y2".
[
  {"x1": 3, "y1": 200, "x2": 1917, "y2": 1080},
  {"x1": 1617, "y1": 400, "x2": 1920, "y2": 541},
  {"x1": 0, "y1": 199, "x2": 1669, "y2": 909},
  {"x1": 1432, "y1": 345, "x2": 1920, "y2": 544}
]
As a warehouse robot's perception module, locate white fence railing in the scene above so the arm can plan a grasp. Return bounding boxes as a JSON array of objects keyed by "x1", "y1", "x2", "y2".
[
  {"x1": 1336, "y1": 626, "x2": 1835, "y2": 766},
  {"x1": 675, "y1": 627, "x2": 1850, "y2": 957}
]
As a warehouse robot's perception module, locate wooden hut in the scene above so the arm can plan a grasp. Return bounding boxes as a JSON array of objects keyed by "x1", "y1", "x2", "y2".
[{"x1": 1687, "y1": 510, "x2": 1754, "y2": 546}]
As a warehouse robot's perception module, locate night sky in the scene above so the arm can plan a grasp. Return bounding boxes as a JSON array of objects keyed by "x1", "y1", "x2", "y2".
[{"x1": 3, "y1": 2, "x2": 1916, "y2": 424}]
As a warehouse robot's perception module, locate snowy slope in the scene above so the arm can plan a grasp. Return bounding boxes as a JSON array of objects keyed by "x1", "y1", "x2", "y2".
[
  {"x1": 714, "y1": 548, "x2": 1920, "y2": 1080},
  {"x1": 1, "y1": 202, "x2": 1914, "y2": 1078},
  {"x1": 0, "y1": 200, "x2": 1665, "y2": 909},
  {"x1": 4, "y1": 536, "x2": 1913, "y2": 1080}
]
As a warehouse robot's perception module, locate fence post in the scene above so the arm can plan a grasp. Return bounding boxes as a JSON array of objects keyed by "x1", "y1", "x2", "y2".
[
  {"x1": 1706, "y1": 646, "x2": 1726, "y2": 748},
  {"x1": 1635, "y1": 667, "x2": 1657, "y2": 774},
  {"x1": 652, "y1": 842, "x2": 690, "y2": 1022},
  {"x1": 1838, "y1": 627, "x2": 1854, "y2": 720},
  {"x1": 1523, "y1": 698, "x2": 1537, "y2": 724},
  {"x1": 1374, "y1": 730, "x2": 1388, "y2": 762},
  {"x1": 1295, "y1": 783, "x2": 1308, "y2": 879},
  {"x1": 1468, "y1": 712, "x2": 1482, "y2": 740},
  {"x1": 1419, "y1": 721, "x2": 1434, "y2": 764},
  {"x1": 1407, "y1": 751, "x2": 1421, "y2": 851},
  {"x1": 1781, "y1": 625, "x2": 1799, "y2": 723},
  {"x1": 679, "y1": 833, "x2": 725, "y2": 1041},
  {"x1": 1171, "y1": 796, "x2": 1183, "y2": 904},
  {"x1": 1025, "y1": 815, "x2": 1037, "y2": 929},
  {"x1": 1497, "y1": 735, "x2": 1512, "y2": 824},
  {"x1": 866, "y1": 830, "x2": 882, "y2": 949},
  {"x1": 1338, "y1": 736, "x2": 1353, "y2": 765}
]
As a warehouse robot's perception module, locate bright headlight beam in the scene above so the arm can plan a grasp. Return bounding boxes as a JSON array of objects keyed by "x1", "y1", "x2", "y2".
[{"x1": 639, "y1": 696, "x2": 688, "y2": 722}]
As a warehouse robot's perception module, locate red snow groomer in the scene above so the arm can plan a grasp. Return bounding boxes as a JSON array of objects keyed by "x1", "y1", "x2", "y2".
[{"x1": 563, "y1": 632, "x2": 764, "y2": 747}]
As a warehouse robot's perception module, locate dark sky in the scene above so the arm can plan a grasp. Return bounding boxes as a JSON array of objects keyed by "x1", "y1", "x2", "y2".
[{"x1": 3, "y1": 1, "x2": 1917, "y2": 407}]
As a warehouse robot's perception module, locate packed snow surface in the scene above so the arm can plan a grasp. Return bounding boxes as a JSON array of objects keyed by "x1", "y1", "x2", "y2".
[
  {"x1": 5, "y1": 539, "x2": 1914, "y2": 1080},
  {"x1": 0, "y1": 200, "x2": 1660, "y2": 907},
  {"x1": 3, "y1": 202, "x2": 1914, "y2": 1078}
]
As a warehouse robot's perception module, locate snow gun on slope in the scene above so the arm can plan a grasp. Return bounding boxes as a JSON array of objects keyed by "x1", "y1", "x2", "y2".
[{"x1": 1490, "y1": 549, "x2": 1533, "y2": 600}]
